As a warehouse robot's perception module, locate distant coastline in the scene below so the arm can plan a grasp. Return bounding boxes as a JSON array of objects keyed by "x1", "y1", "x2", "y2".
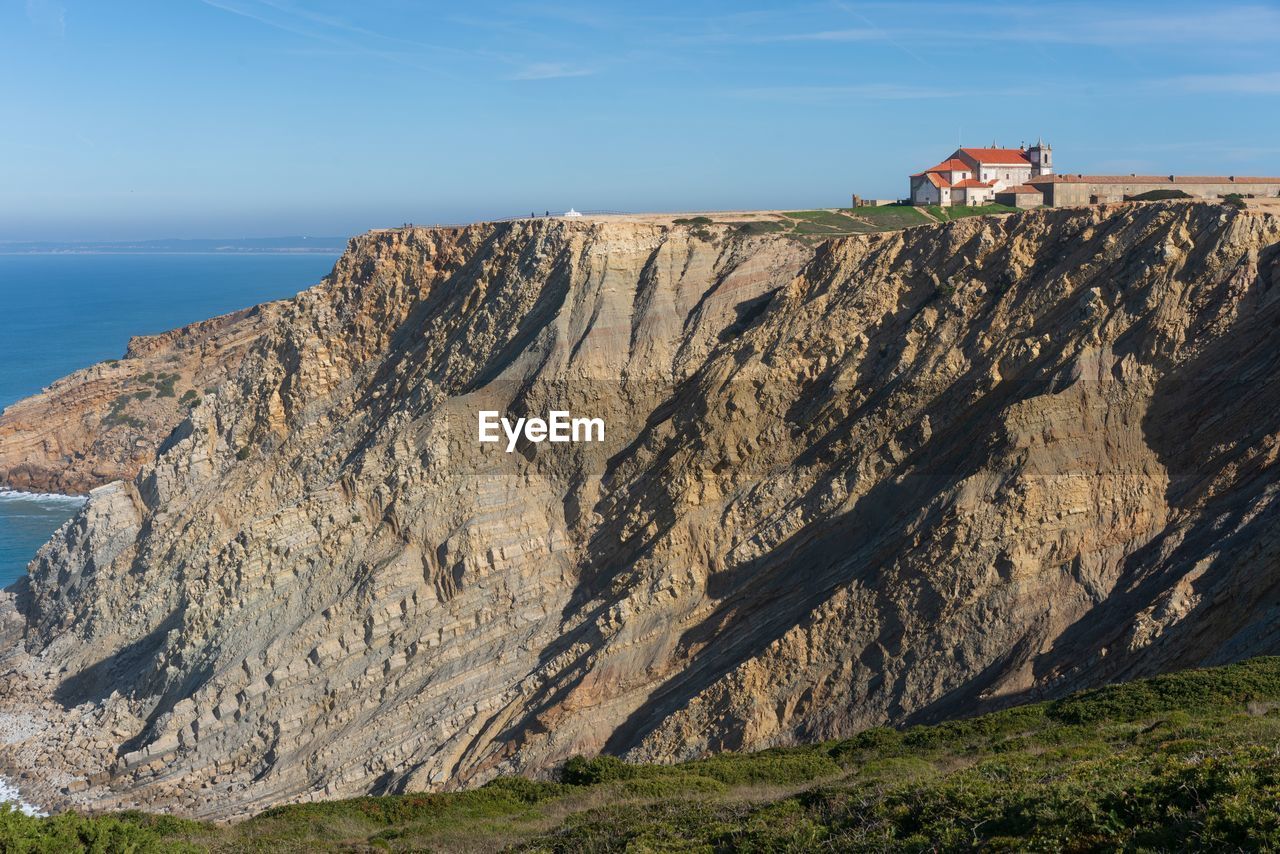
[{"x1": 0, "y1": 236, "x2": 347, "y2": 256}]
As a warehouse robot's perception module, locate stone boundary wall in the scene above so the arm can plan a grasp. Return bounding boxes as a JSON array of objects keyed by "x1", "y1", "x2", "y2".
[{"x1": 1037, "y1": 178, "x2": 1280, "y2": 207}]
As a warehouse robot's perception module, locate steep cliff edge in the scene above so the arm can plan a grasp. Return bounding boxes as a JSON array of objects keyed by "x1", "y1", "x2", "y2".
[{"x1": 3, "y1": 204, "x2": 1280, "y2": 820}]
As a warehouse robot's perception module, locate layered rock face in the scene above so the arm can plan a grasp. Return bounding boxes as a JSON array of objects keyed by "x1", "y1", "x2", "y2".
[
  {"x1": 0, "y1": 304, "x2": 285, "y2": 494},
  {"x1": 3, "y1": 204, "x2": 1280, "y2": 819}
]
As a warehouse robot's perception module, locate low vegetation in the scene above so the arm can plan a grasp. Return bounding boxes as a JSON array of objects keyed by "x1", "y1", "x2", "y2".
[
  {"x1": 729, "y1": 220, "x2": 788, "y2": 235},
  {"x1": 100, "y1": 370, "x2": 190, "y2": 429},
  {"x1": 101, "y1": 394, "x2": 145, "y2": 430},
  {"x1": 922, "y1": 203, "x2": 1021, "y2": 222},
  {"x1": 1127, "y1": 189, "x2": 1193, "y2": 202},
  {"x1": 780, "y1": 209, "x2": 880, "y2": 235},
  {"x1": 843, "y1": 204, "x2": 935, "y2": 229},
  {"x1": 674, "y1": 204, "x2": 1014, "y2": 241},
  {"x1": 6, "y1": 658, "x2": 1280, "y2": 851},
  {"x1": 154, "y1": 372, "x2": 179, "y2": 398}
]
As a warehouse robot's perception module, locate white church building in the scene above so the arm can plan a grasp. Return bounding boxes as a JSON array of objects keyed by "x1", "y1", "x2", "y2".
[{"x1": 910, "y1": 140, "x2": 1053, "y2": 206}]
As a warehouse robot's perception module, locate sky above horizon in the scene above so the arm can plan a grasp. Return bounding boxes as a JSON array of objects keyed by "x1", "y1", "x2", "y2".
[{"x1": 5, "y1": 0, "x2": 1280, "y2": 241}]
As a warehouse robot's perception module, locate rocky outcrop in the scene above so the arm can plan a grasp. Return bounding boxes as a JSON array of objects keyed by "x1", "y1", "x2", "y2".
[
  {"x1": 0, "y1": 306, "x2": 287, "y2": 495},
  {"x1": 3, "y1": 204, "x2": 1280, "y2": 819}
]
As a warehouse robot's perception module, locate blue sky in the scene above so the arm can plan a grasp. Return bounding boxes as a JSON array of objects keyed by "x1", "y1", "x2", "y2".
[{"x1": 4, "y1": 0, "x2": 1280, "y2": 240}]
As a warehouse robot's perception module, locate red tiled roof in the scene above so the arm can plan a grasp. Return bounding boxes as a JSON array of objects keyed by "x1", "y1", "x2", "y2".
[
  {"x1": 912, "y1": 158, "x2": 970, "y2": 179},
  {"x1": 957, "y1": 147, "x2": 1032, "y2": 165},
  {"x1": 951, "y1": 178, "x2": 994, "y2": 188},
  {"x1": 924, "y1": 158, "x2": 970, "y2": 173},
  {"x1": 997, "y1": 184, "x2": 1043, "y2": 194},
  {"x1": 1029, "y1": 174, "x2": 1280, "y2": 185},
  {"x1": 925, "y1": 173, "x2": 951, "y2": 189}
]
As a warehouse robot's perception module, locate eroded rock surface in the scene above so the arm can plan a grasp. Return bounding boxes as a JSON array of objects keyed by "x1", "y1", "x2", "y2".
[
  {"x1": 0, "y1": 305, "x2": 287, "y2": 494},
  {"x1": 3, "y1": 205, "x2": 1280, "y2": 819}
]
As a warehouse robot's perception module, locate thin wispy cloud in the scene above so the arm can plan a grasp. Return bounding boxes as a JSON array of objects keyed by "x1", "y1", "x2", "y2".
[
  {"x1": 830, "y1": 0, "x2": 933, "y2": 69},
  {"x1": 1015, "y1": 4, "x2": 1280, "y2": 46},
  {"x1": 25, "y1": 0, "x2": 66, "y2": 37},
  {"x1": 1078, "y1": 140, "x2": 1280, "y2": 167},
  {"x1": 673, "y1": 26, "x2": 880, "y2": 45},
  {"x1": 197, "y1": 0, "x2": 489, "y2": 68},
  {"x1": 509, "y1": 62, "x2": 595, "y2": 81},
  {"x1": 732, "y1": 83, "x2": 1016, "y2": 102},
  {"x1": 740, "y1": 69, "x2": 1280, "y2": 106},
  {"x1": 672, "y1": 1, "x2": 1280, "y2": 51},
  {"x1": 250, "y1": 0, "x2": 475, "y2": 56},
  {"x1": 788, "y1": 28, "x2": 878, "y2": 41},
  {"x1": 199, "y1": 0, "x2": 346, "y2": 44},
  {"x1": 201, "y1": 1, "x2": 574, "y2": 81},
  {"x1": 1158, "y1": 71, "x2": 1280, "y2": 95}
]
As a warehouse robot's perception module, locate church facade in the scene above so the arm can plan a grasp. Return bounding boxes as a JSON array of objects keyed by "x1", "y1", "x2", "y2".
[{"x1": 909, "y1": 141, "x2": 1052, "y2": 207}]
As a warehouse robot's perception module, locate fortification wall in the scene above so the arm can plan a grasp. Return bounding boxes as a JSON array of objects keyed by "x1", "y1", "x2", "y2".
[{"x1": 1044, "y1": 180, "x2": 1280, "y2": 206}]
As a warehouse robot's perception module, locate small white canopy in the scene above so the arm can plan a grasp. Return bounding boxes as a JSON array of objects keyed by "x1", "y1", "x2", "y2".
[{"x1": 563, "y1": 208, "x2": 582, "y2": 217}]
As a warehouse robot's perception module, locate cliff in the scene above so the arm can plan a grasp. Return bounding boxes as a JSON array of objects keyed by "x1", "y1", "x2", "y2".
[
  {"x1": 0, "y1": 305, "x2": 287, "y2": 494},
  {"x1": 2, "y1": 203, "x2": 1280, "y2": 819}
]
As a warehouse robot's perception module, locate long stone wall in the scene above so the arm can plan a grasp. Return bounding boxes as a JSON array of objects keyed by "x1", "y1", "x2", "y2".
[{"x1": 1040, "y1": 179, "x2": 1280, "y2": 207}]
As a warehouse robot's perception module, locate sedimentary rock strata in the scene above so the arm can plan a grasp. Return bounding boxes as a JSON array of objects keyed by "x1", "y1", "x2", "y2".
[
  {"x1": 0, "y1": 305, "x2": 285, "y2": 494},
  {"x1": 3, "y1": 204, "x2": 1280, "y2": 819}
]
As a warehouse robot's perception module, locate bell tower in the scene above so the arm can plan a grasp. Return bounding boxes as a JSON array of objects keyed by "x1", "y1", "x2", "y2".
[{"x1": 1028, "y1": 137, "x2": 1053, "y2": 176}]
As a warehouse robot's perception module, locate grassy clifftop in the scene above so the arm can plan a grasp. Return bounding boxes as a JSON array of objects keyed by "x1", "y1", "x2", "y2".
[{"x1": 6, "y1": 657, "x2": 1280, "y2": 851}]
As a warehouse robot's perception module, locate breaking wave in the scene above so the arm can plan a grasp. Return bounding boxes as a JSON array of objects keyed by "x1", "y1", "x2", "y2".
[
  {"x1": 0, "y1": 778, "x2": 44, "y2": 817},
  {"x1": 0, "y1": 488, "x2": 87, "y2": 509}
]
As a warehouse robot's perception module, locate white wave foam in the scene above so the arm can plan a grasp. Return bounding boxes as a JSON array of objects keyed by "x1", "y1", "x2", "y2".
[
  {"x1": 0, "y1": 777, "x2": 45, "y2": 817},
  {"x1": 0, "y1": 488, "x2": 87, "y2": 509}
]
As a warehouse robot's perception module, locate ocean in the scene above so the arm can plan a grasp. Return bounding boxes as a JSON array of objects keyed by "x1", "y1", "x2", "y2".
[{"x1": 0, "y1": 253, "x2": 339, "y2": 589}]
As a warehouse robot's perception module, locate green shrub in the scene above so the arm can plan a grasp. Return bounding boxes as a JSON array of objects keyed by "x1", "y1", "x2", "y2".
[
  {"x1": 832, "y1": 725, "x2": 902, "y2": 756},
  {"x1": 478, "y1": 776, "x2": 567, "y2": 803},
  {"x1": 561, "y1": 754, "x2": 636, "y2": 785},
  {"x1": 1047, "y1": 658, "x2": 1280, "y2": 724},
  {"x1": 561, "y1": 747, "x2": 840, "y2": 791},
  {"x1": 686, "y1": 749, "x2": 840, "y2": 786},
  {"x1": 620, "y1": 774, "x2": 725, "y2": 797},
  {"x1": 0, "y1": 806, "x2": 203, "y2": 853},
  {"x1": 102, "y1": 395, "x2": 145, "y2": 429},
  {"x1": 1126, "y1": 189, "x2": 1193, "y2": 201}
]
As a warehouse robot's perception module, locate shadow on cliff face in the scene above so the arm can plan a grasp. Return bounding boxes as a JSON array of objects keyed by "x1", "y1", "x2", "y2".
[
  {"x1": 597, "y1": 478, "x2": 934, "y2": 754},
  {"x1": 52, "y1": 609, "x2": 191, "y2": 711},
  {"x1": 0, "y1": 578, "x2": 34, "y2": 652},
  {"x1": 891, "y1": 216, "x2": 1280, "y2": 723},
  {"x1": 316, "y1": 223, "x2": 577, "y2": 478},
  {"x1": 1012, "y1": 241, "x2": 1280, "y2": 695},
  {"x1": 500, "y1": 205, "x2": 1280, "y2": 757},
  {"x1": 502, "y1": 226, "x2": 1097, "y2": 757}
]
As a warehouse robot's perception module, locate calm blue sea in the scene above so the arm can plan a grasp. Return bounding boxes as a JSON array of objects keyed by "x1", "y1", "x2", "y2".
[{"x1": 0, "y1": 253, "x2": 338, "y2": 588}]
